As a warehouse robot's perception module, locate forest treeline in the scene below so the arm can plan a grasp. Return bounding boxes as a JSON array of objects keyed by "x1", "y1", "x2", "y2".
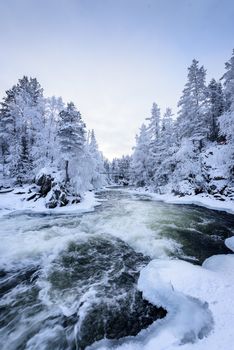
[{"x1": 107, "y1": 51, "x2": 234, "y2": 199}]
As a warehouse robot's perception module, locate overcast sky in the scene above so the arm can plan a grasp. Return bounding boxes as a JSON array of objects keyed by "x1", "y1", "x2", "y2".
[{"x1": 0, "y1": 0, "x2": 234, "y2": 159}]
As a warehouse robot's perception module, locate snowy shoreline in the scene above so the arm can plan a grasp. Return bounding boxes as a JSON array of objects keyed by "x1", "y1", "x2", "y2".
[
  {"x1": 0, "y1": 188, "x2": 100, "y2": 217},
  {"x1": 1, "y1": 185, "x2": 234, "y2": 218},
  {"x1": 124, "y1": 187, "x2": 234, "y2": 214}
]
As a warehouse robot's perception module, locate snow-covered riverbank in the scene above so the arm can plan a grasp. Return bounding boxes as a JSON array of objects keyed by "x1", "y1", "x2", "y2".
[
  {"x1": 0, "y1": 186, "x2": 99, "y2": 217},
  {"x1": 125, "y1": 187, "x2": 234, "y2": 214}
]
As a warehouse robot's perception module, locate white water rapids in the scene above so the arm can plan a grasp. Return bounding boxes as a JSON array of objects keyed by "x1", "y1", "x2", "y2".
[{"x1": 0, "y1": 188, "x2": 233, "y2": 350}]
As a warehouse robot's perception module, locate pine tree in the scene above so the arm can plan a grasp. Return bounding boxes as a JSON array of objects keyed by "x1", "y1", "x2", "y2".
[
  {"x1": 58, "y1": 102, "x2": 86, "y2": 184},
  {"x1": 152, "y1": 108, "x2": 176, "y2": 188},
  {"x1": 44, "y1": 96, "x2": 64, "y2": 164},
  {"x1": 219, "y1": 50, "x2": 234, "y2": 145},
  {"x1": 161, "y1": 108, "x2": 175, "y2": 147},
  {"x1": 87, "y1": 129, "x2": 105, "y2": 188},
  {"x1": 110, "y1": 158, "x2": 120, "y2": 183},
  {"x1": 222, "y1": 49, "x2": 234, "y2": 111},
  {"x1": 131, "y1": 124, "x2": 151, "y2": 186},
  {"x1": 16, "y1": 132, "x2": 33, "y2": 185},
  {"x1": 145, "y1": 102, "x2": 161, "y2": 182},
  {"x1": 103, "y1": 158, "x2": 111, "y2": 182},
  {"x1": 177, "y1": 59, "x2": 209, "y2": 146},
  {"x1": 0, "y1": 83, "x2": 20, "y2": 177},
  {"x1": 147, "y1": 102, "x2": 161, "y2": 142},
  {"x1": 207, "y1": 79, "x2": 225, "y2": 141},
  {"x1": 0, "y1": 135, "x2": 9, "y2": 178},
  {"x1": 0, "y1": 76, "x2": 45, "y2": 180}
]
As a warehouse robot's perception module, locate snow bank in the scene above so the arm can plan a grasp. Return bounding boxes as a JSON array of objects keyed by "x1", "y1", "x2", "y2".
[
  {"x1": 92, "y1": 238, "x2": 234, "y2": 350},
  {"x1": 225, "y1": 236, "x2": 234, "y2": 252},
  {"x1": 126, "y1": 188, "x2": 234, "y2": 214},
  {"x1": 0, "y1": 187, "x2": 99, "y2": 217},
  {"x1": 137, "y1": 260, "x2": 213, "y2": 346},
  {"x1": 157, "y1": 193, "x2": 234, "y2": 215}
]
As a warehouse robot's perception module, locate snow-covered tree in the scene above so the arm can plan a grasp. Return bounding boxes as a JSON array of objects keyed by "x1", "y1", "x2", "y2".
[
  {"x1": 118, "y1": 155, "x2": 131, "y2": 177},
  {"x1": 44, "y1": 96, "x2": 64, "y2": 164},
  {"x1": 222, "y1": 49, "x2": 234, "y2": 111},
  {"x1": 207, "y1": 79, "x2": 225, "y2": 141},
  {"x1": 147, "y1": 102, "x2": 161, "y2": 143},
  {"x1": 131, "y1": 124, "x2": 151, "y2": 186},
  {"x1": 16, "y1": 131, "x2": 33, "y2": 184},
  {"x1": 87, "y1": 129, "x2": 105, "y2": 188},
  {"x1": 0, "y1": 76, "x2": 45, "y2": 182},
  {"x1": 0, "y1": 84, "x2": 18, "y2": 177},
  {"x1": 57, "y1": 102, "x2": 86, "y2": 185},
  {"x1": 219, "y1": 112, "x2": 234, "y2": 144},
  {"x1": 145, "y1": 103, "x2": 162, "y2": 182},
  {"x1": 103, "y1": 158, "x2": 111, "y2": 183},
  {"x1": 219, "y1": 50, "x2": 234, "y2": 145},
  {"x1": 177, "y1": 59, "x2": 209, "y2": 146},
  {"x1": 161, "y1": 108, "x2": 175, "y2": 147},
  {"x1": 110, "y1": 158, "x2": 120, "y2": 183},
  {"x1": 152, "y1": 108, "x2": 177, "y2": 189}
]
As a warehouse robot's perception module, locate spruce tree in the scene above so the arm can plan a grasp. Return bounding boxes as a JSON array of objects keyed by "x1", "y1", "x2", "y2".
[
  {"x1": 44, "y1": 96, "x2": 64, "y2": 164},
  {"x1": 0, "y1": 76, "x2": 45, "y2": 180},
  {"x1": 147, "y1": 102, "x2": 161, "y2": 142},
  {"x1": 219, "y1": 50, "x2": 234, "y2": 145},
  {"x1": 177, "y1": 59, "x2": 209, "y2": 146},
  {"x1": 131, "y1": 124, "x2": 151, "y2": 186},
  {"x1": 87, "y1": 129, "x2": 105, "y2": 188},
  {"x1": 16, "y1": 132, "x2": 33, "y2": 185},
  {"x1": 161, "y1": 108, "x2": 175, "y2": 147},
  {"x1": 222, "y1": 49, "x2": 234, "y2": 111},
  {"x1": 146, "y1": 102, "x2": 161, "y2": 181},
  {"x1": 58, "y1": 102, "x2": 86, "y2": 184},
  {"x1": 207, "y1": 79, "x2": 225, "y2": 141}
]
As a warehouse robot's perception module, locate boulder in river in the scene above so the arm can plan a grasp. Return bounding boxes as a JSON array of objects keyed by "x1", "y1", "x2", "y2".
[
  {"x1": 45, "y1": 185, "x2": 69, "y2": 208},
  {"x1": 35, "y1": 173, "x2": 54, "y2": 197}
]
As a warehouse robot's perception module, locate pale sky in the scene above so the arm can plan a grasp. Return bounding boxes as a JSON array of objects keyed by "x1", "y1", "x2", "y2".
[{"x1": 0, "y1": 0, "x2": 234, "y2": 159}]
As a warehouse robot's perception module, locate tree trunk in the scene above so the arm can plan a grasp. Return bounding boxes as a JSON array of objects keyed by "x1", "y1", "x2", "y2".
[{"x1": 65, "y1": 160, "x2": 69, "y2": 184}]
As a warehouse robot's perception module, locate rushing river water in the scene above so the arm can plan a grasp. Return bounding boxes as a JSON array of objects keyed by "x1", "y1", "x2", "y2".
[{"x1": 0, "y1": 188, "x2": 233, "y2": 350}]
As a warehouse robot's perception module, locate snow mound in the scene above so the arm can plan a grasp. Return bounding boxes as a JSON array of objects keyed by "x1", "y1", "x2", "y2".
[
  {"x1": 225, "y1": 236, "x2": 234, "y2": 252},
  {"x1": 138, "y1": 260, "x2": 213, "y2": 346}
]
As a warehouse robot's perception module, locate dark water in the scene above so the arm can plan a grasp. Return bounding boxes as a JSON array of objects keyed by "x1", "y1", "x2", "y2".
[{"x1": 0, "y1": 189, "x2": 233, "y2": 349}]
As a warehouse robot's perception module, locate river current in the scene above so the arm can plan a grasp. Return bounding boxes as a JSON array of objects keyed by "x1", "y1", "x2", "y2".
[{"x1": 0, "y1": 188, "x2": 233, "y2": 349}]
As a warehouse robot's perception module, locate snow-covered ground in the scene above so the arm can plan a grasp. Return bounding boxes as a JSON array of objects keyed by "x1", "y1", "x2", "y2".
[
  {"x1": 126, "y1": 187, "x2": 234, "y2": 214},
  {"x1": 0, "y1": 186, "x2": 99, "y2": 217}
]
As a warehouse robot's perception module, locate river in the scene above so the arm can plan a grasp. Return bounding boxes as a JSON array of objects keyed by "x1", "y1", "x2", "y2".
[{"x1": 0, "y1": 188, "x2": 233, "y2": 350}]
